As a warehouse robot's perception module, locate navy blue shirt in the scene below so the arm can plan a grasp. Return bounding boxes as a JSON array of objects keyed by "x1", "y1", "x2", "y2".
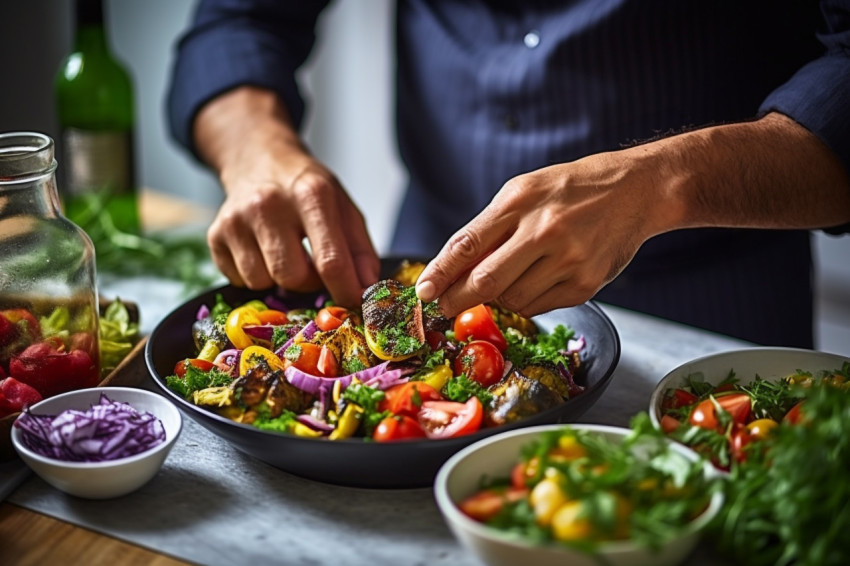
[{"x1": 167, "y1": 0, "x2": 850, "y2": 347}]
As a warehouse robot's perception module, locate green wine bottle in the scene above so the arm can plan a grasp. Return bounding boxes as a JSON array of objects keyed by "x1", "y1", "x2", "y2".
[{"x1": 55, "y1": 0, "x2": 140, "y2": 236}]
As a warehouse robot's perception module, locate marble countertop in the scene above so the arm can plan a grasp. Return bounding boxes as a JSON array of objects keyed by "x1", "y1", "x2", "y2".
[{"x1": 3, "y1": 276, "x2": 750, "y2": 566}]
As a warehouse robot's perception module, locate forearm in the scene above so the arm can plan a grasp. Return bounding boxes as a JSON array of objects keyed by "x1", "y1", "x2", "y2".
[
  {"x1": 193, "y1": 86, "x2": 312, "y2": 195},
  {"x1": 647, "y1": 112, "x2": 850, "y2": 234}
]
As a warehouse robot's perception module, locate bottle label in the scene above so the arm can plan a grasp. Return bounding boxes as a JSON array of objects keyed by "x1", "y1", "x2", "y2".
[{"x1": 61, "y1": 128, "x2": 135, "y2": 197}]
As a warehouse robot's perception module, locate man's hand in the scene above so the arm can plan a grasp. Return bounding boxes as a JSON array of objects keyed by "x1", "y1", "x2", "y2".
[
  {"x1": 415, "y1": 147, "x2": 668, "y2": 318},
  {"x1": 416, "y1": 113, "x2": 850, "y2": 318},
  {"x1": 195, "y1": 87, "x2": 380, "y2": 307}
]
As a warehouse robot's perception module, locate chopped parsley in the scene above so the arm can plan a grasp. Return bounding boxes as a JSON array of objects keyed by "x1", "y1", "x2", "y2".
[
  {"x1": 252, "y1": 406, "x2": 298, "y2": 433},
  {"x1": 504, "y1": 324, "x2": 576, "y2": 369},
  {"x1": 443, "y1": 374, "x2": 494, "y2": 405},
  {"x1": 166, "y1": 362, "x2": 233, "y2": 399}
]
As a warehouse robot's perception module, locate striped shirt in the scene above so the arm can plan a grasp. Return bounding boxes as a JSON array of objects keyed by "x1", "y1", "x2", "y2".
[{"x1": 168, "y1": 0, "x2": 850, "y2": 347}]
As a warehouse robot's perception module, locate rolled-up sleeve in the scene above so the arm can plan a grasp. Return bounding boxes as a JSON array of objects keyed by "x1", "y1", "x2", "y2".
[
  {"x1": 759, "y1": 0, "x2": 850, "y2": 233},
  {"x1": 166, "y1": 0, "x2": 330, "y2": 159}
]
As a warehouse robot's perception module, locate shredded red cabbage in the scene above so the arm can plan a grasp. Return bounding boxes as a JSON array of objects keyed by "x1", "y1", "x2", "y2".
[{"x1": 14, "y1": 393, "x2": 166, "y2": 462}]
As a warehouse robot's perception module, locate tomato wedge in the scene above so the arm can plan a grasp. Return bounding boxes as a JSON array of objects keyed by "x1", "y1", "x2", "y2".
[
  {"x1": 418, "y1": 397, "x2": 483, "y2": 439},
  {"x1": 255, "y1": 309, "x2": 289, "y2": 326},
  {"x1": 379, "y1": 381, "x2": 442, "y2": 417},
  {"x1": 689, "y1": 393, "x2": 752, "y2": 431},
  {"x1": 315, "y1": 306, "x2": 350, "y2": 332},
  {"x1": 317, "y1": 345, "x2": 339, "y2": 377},
  {"x1": 458, "y1": 487, "x2": 529, "y2": 522}
]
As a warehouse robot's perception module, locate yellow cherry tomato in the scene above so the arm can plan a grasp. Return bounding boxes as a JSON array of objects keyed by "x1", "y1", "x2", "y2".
[
  {"x1": 226, "y1": 307, "x2": 262, "y2": 350},
  {"x1": 746, "y1": 418, "x2": 779, "y2": 440},
  {"x1": 529, "y1": 477, "x2": 567, "y2": 527},
  {"x1": 239, "y1": 345, "x2": 286, "y2": 375},
  {"x1": 551, "y1": 500, "x2": 592, "y2": 541}
]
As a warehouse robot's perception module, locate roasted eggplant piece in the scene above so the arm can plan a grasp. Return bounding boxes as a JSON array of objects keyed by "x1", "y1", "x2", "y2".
[
  {"x1": 520, "y1": 363, "x2": 573, "y2": 399},
  {"x1": 486, "y1": 368, "x2": 564, "y2": 426}
]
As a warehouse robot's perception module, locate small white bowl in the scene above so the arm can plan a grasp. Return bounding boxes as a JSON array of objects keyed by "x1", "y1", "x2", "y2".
[
  {"x1": 11, "y1": 387, "x2": 182, "y2": 499},
  {"x1": 649, "y1": 347, "x2": 850, "y2": 428},
  {"x1": 434, "y1": 424, "x2": 723, "y2": 566}
]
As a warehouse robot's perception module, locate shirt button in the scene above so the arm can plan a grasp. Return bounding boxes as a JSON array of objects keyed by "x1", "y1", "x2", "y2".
[
  {"x1": 503, "y1": 114, "x2": 519, "y2": 131},
  {"x1": 523, "y1": 31, "x2": 540, "y2": 49}
]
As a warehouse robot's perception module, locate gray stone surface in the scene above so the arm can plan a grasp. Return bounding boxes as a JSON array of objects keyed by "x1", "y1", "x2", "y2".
[{"x1": 4, "y1": 282, "x2": 749, "y2": 565}]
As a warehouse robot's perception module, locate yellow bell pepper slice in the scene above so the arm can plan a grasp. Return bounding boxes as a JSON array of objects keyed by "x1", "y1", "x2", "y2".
[
  {"x1": 239, "y1": 345, "x2": 286, "y2": 375},
  {"x1": 226, "y1": 306, "x2": 262, "y2": 350}
]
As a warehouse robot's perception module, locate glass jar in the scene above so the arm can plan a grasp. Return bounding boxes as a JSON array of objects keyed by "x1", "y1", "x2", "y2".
[{"x1": 0, "y1": 132, "x2": 100, "y2": 401}]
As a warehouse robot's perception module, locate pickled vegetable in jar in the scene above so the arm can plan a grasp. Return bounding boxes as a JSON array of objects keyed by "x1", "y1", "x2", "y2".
[{"x1": 0, "y1": 132, "x2": 100, "y2": 400}]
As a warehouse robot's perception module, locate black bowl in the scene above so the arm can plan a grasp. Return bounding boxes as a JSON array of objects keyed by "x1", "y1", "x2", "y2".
[{"x1": 145, "y1": 260, "x2": 621, "y2": 488}]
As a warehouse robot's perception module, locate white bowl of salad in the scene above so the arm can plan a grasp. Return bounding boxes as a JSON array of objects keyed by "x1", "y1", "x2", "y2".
[
  {"x1": 650, "y1": 347, "x2": 850, "y2": 470},
  {"x1": 434, "y1": 422, "x2": 723, "y2": 566},
  {"x1": 11, "y1": 387, "x2": 182, "y2": 499}
]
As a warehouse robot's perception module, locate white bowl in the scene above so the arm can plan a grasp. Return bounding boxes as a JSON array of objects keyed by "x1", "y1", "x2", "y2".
[
  {"x1": 434, "y1": 424, "x2": 723, "y2": 566},
  {"x1": 11, "y1": 387, "x2": 182, "y2": 499},
  {"x1": 649, "y1": 347, "x2": 850, "y2": 428}
]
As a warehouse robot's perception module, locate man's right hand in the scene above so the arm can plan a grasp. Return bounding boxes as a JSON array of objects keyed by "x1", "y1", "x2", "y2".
[{"x1": 194, "y1": 86, "x2": 380, "y2": 308}]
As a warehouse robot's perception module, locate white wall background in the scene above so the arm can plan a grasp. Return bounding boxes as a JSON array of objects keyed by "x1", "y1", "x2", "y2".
[{"x1": 1, "y1": 0, "x2": 847, "y2": 355}]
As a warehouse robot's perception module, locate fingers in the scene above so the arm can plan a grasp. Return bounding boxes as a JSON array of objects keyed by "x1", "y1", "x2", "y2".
[
  {"x1": 415, "y1": 206, "x2": 517, "y2": 314},
  {"x1": 293, "y1": 170, "x2": 377, "y2": 307}
]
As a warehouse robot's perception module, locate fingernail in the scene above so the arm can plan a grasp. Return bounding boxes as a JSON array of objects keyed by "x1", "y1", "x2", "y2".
[{"x1": 416, "y1": 280, "x2": 436, "y2": 302}]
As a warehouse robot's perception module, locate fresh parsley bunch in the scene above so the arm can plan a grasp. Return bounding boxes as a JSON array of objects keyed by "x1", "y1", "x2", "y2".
[{"x1": 711, "y1": 381, "x2": 850, "y2": 566}]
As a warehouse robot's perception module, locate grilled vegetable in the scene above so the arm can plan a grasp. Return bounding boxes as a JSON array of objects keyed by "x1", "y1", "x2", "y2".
[
  {"x1": 362, "y1": 279, "x2": 426, "y2": 361},
  {"x1": 486, "y1": 368, "x2": 564, "y2": 426}
]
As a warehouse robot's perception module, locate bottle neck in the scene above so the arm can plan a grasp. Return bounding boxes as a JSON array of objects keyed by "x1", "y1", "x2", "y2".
[
  {"x1": 73, "y1": 0, "x2": 109, "y2": 53},
  {"x1": 0, "y1": 133, "x2": 61, "y2": 219}
]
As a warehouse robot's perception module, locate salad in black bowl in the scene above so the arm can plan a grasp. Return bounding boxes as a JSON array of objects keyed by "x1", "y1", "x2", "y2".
[{"x1": 146, "y1": 259, "x2": 620, "y2": 488}]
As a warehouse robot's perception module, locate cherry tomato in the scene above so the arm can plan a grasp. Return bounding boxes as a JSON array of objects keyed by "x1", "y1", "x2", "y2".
[
  {"x1": 453, "y1": 304, "x2": 507, "y2": 352},
  {"x1": 255, "y1": 309, "x2": 289, "y2": 326},
  {"x1": 688, "y1": 393, "x2": 752, "y2": 431},
  {"x1": 418, "y1": 396, "x2": 483, "y2": 439},
  {"x1": 746, "y1": 418, "x2": 778, "y2": 440},
  {"x1": 317, "y1": 345, "x2": 339, "y2": 377},
  {"x1": 225, "y1": 307, "x2": 262, "y2": 350},
  {"x1": 239, "y1": 345, "x2": 286, "y2": 375},
  {"x1": 373, "y1": 415, "x2": 427, "y2": 442},
  {"x1": 661, "y1": 388, "x2": 698, "y2": 411},
  {"x1": 174, "y1": 358, "x2": 215, "y2": 378},
  {"x1": 458, "y1": 487, "x2": 529, "y2": 522},
  {"x1": 287, "y1": 342, "x2": 323, "y2": 375},
  {"x1": 315, "y1": 306, "x2": 350, "y2": 332},
  {"x1": 379, "y1": 381, "x2": 443, "y2": 417},
  {"x1": 454, "y1": 340, "x2": 505, "y2": 387},
  {"x1": 730, "y1": 424, "x2": 754, "y2": 463},
  {"x1": 784, "y1": 401, "x2": 805, "y2": 424}
]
